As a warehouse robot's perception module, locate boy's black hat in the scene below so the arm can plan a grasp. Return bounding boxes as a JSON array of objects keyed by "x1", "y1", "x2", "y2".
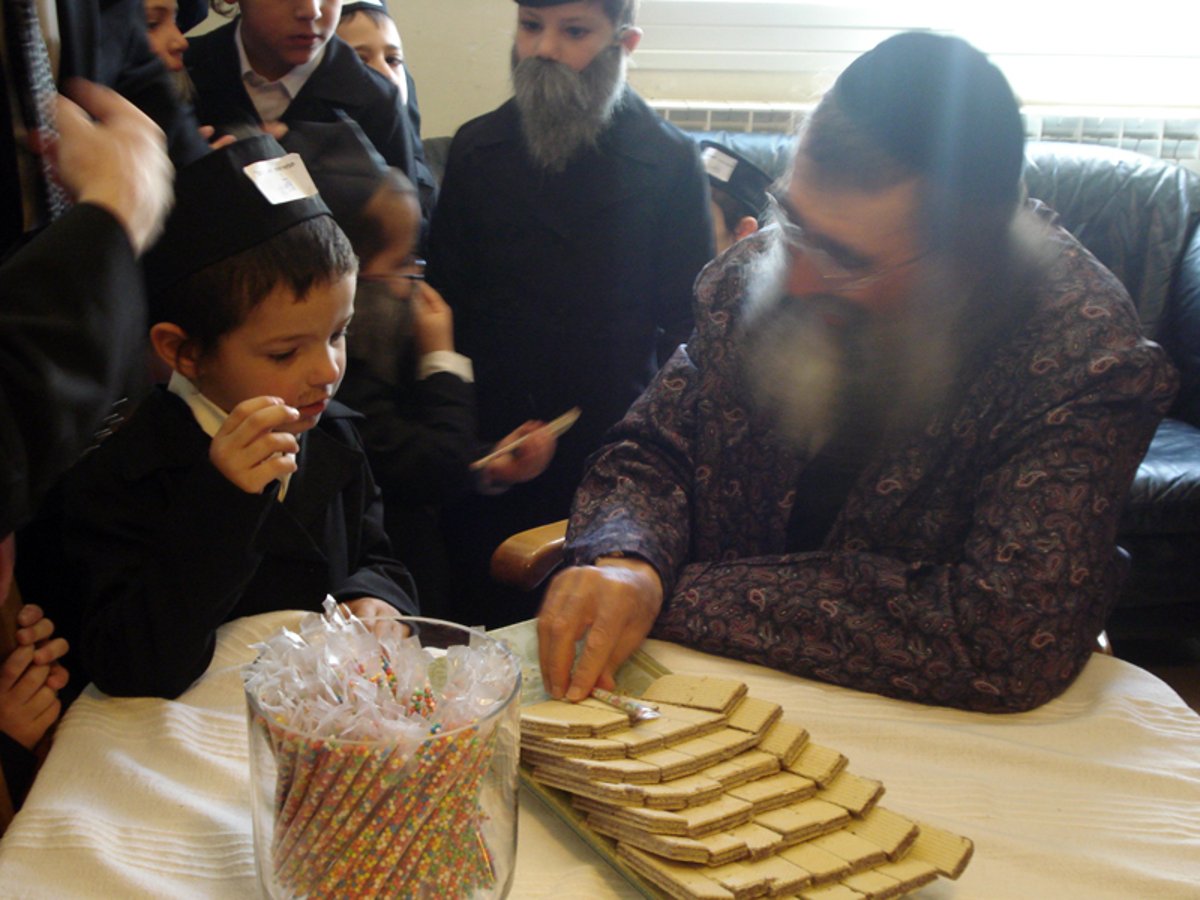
[
  {"x1": 831, "y1": 31, "x2": 1024, "y2": 208},
  {"x1": 280, "y1": 115, "x2": 390, "y2": 231},
  {"x1": 144, "y1": 134, "x2": 331, "y2": 300},
  {"x1": 699, "y1": 141, "x2": 773, "y2": 220},
  {"x1": 340, "y1": 0, "x2": 389, "y2": 15}
]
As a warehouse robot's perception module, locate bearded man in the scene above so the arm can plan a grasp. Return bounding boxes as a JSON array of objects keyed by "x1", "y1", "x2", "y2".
[
  {"x1": 536, "y1": 32, "x2": 1179, "y2": 713},
  {"x1": 425, "y1": 0, "x2": 713, "y2": 626}
]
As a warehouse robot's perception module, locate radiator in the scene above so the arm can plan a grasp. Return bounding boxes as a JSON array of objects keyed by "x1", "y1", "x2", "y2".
[{"x1": 650, "y1": 101, "x2": 1200, "y2": 173}]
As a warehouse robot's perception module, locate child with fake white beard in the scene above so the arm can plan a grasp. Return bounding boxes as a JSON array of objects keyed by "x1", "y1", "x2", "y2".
[{"x1": 425, "y1": 0, "x2": 714, "y2": 627}]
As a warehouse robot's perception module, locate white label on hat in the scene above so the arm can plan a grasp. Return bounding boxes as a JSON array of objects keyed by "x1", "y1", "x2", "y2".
[
  {"x1": 243, "y1": 153, "x2": 320, "y2": 205},
  {"x1": 701, "y1": 147, "x2": 737, "y2": 184}
]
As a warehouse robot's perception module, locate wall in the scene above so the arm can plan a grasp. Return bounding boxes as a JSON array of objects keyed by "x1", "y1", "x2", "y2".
[
  {"x1": 192, "y1": 3, "x2": 1199, "y2": 144},
  {"x1": 389, "y1": 1, "x2": 514, "y2": 139},
  {"x1": 388, "y1": 3, "x2": 829, "y2": 140}
]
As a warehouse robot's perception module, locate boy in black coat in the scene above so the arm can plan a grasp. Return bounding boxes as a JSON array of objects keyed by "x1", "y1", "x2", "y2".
[
  {"x1": 184, "y1": 0, "x2": 431, "y2": 227},
  {"x1": 60, "y1": 136, "x2": 417, "y2": 699}
]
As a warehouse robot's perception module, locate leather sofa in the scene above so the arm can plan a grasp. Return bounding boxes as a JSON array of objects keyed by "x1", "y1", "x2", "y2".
[{"x1": 423, "y1": 132, "x2": 1200, "y2": 643}]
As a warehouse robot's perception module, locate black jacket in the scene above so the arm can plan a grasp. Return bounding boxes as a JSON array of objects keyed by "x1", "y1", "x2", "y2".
[
  {"x1": 426, "y1": 87, "x2": 714, "y2": 519},
  {"x1": 61, "y1": 389, "x2": 416, "y2": 699},
  {"x1": 1, "y1": 0, "x2": 208, "y2": 254},
  {"x1": 184, "y1": 22, "x2": 427, "y2": 217},
  {"x1": 0, "y1": 205, "x2": 145, "y2": 537}
]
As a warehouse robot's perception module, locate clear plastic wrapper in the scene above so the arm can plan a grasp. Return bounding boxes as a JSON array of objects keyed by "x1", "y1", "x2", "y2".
[{"x1": 244, "y1": 599, "x2": 521, "y2": 898}]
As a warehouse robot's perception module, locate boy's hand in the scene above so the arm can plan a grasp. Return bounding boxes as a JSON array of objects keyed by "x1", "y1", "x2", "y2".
[
  {"x1": 484, "y1": 421, "x2": 556, "y2": 487},
  {"x1": 15, "y1": 604, "x2": 69, "y2": 673},
  {"x1": 342, "y1": 598, "x2": 411, "y2": 642},
  {"x1": 0, "y1": 645, "x2": 62, "y2": 750},
  {"x1": 411, "y1": 283, "x2": 454, "y2": 356},
  {"x1": 210, "y1": 397, "x2": 301, "y2": 494}
]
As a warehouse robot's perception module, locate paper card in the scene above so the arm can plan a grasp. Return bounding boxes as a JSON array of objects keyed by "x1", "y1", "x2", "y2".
[
  {"x1": 701, "y1": 146, "x2": 737, "y2": 184},
  {"x1": 243, "y1": 153, "x2": 319, "y2": 205}
]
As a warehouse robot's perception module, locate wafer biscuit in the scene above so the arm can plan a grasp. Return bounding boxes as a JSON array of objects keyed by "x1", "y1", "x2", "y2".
[
  {"x1": 725, "y1": 770, "x2": 817, "y2": 811},
  {"x1": 722, "y1": 821, "x2": 785, "y2": 861},
  {"x1": 520, "y1": 733, "x2": 627, "y2": 759},
  {"x1": 809, "y1": 830, "x2": 889, "y2": 873},
  {"x1": 534, "y1": 755, "x2": 662, "y2": 784},
  {"x1": 844, "y1": 807, "x2": 918, "y2": 860},
  {"x1": 703, "y1": 750, "x2": 781, "y2": 788},
  {"x1": 818, "y1": 771, "x2": 884, "y2": 817},
  {"x1": 521, "y1": 698, "x2": 631, "y2": 737},
  {"x1": 798, "y1": 883, "x2": 867, "y2": 899},
  {"x1": 706, "y1": 853, "x2": 813, "y2": 899},
  {"x1": 641, "y1": 675, "x2": 748, "y2": 713},
  {"x1": 667, "y1": 728, "x2": 762, "y2": 767},
  {"x1": 908, "y1": 820, "x2": 974, "y2": 879},
  {"x1": 753, "y1": 798, "x2": 851, "y2": 844},
  {"x1": 590, "y1": 818, "x2": 748, "y2": 865},
  {"x1": 582, "y1": 793, "x2": 754, "y2": 837},
  {"x1": 639, "y1": 773, "x2": 727, "y2": 809},
  {"x1": 617, "y1": 844, "x2": 735, "y2": 900},
  {"x1": 757, "y1": 721, "x2": 809, "y2": 765},
  {"x1": 847, "y1": 856, "x2": 939, "y2": 898},
  {"x1": 529, "y1": 766, "x2": 647, "y2": 805},
  {"x1": 778, "y1": 841, "x2": 852, "y2": 883},
  {"x1": 725, "y1": 697, "x2": 782, "y2": 736},
  {"x1": 787, "y1": 742, "x2": 848, "y2": 786}
]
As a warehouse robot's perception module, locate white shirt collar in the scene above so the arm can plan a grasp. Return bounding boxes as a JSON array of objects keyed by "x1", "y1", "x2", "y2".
[
  {"x1": 168, "y1": 371, "x2": 296, "y2": 499},
  {"x1": 234, "y1": 19, "x2": 327, "y2": 114}
]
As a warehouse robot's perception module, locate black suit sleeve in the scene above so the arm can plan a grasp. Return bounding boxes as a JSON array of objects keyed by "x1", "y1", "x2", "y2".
[
  {"x1": 89, "y1": 0, "x2": 209, "y2": 167},
  {"x1": 0, "y1": 204, "x2": 144, "y2": 537}
]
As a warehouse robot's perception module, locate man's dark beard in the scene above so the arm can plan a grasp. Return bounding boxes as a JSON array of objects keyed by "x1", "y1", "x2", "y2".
[
  {"x1": 510, "y1": 43, "x2": 627, "y2": 173},
  {"x1": 740, "y1": 242, "x2": 961, "y2": 456}
]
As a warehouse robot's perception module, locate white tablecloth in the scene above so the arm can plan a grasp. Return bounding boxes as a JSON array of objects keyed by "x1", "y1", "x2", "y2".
[{"x1": 1, "y1": 610, "x2": 1198, "y2": 898}]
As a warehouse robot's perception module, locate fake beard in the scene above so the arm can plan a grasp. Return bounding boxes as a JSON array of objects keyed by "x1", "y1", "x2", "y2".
[
  {"x1": 739, "y1": 242, "x2": 960, "y2": 456},
  {"x1": 510, "y1": 43, "x2": 627, "y2": 173}
]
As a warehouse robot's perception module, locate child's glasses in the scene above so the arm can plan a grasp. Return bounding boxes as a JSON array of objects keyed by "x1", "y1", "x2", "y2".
[{"x1": 361, "y1": 258, "x2": 425, "y2": 300}]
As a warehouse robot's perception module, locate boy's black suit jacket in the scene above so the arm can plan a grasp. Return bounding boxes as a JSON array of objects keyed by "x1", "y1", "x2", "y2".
[
  {"x1": 184, "y1": 22, "x2": 418, "y2": 189},
  {"x1": 61, "y1": 389, "x2": 417, "y2": 699}
]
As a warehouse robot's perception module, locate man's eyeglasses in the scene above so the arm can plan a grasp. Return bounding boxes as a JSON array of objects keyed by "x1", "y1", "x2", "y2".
[{"x1": 764, "y1": 190, "x2": 927, "y2": 292}]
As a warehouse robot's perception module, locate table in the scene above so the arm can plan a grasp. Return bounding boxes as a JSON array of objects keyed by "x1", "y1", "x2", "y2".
[{"x1": 1, "y1": 610, "x2": 1198, "y2": 898}]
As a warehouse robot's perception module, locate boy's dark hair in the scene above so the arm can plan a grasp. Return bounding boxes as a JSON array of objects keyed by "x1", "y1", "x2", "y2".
[
  {"x1": 602, "y1": 0, "x2": 638, "y2": 28},
  {"x1": 339, "y1": 5, "x2": 391, "y2": 28},
  {"x1": 154, "y1": 216, "x2": 357, "y2": 359},
  {"x1": 352, "y1": 169, "x2": 419, "y2": 264}
]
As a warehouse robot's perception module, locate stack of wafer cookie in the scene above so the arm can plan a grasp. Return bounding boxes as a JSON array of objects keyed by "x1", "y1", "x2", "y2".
[{"x1": 520, "y1": 674, "x2": 972, "y2": 899}]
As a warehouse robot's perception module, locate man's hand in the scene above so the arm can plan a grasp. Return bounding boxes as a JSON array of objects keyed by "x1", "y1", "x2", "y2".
[
  {"x1": 537, "y1": 557, "x2": 663, "y2": 701},
  {"x1": 51, "y1": 80, "x2": 173, "y2": 255},
  {"x1": 209, "y1": 397, "x2": 300, "y2": 494}
]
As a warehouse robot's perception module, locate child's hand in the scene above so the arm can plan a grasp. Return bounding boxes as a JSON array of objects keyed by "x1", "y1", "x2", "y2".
[
  {"x1": 15, "y1": 604, "x2": 69, "y2": 675},
  {"x1": 0, "y1": 645, "x2": 62, "y2": 751},
  {"x1": 209, "y1": 397, "x2": 301, "y2": 494},
  {"x1": 342, "y1": 598, "x2": 411, "y2": 641},
  {"x1": 484, "y1": 420, "x2": 556, "y2": 487},
  {"x1": 411, "y1": 283, "x2": 454, "y2": 356}
]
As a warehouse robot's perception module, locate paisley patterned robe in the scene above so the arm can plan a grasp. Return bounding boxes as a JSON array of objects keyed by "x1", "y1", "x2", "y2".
[{"x1": 565, "y1": 204, "x2": 1178, "y2": 712}]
